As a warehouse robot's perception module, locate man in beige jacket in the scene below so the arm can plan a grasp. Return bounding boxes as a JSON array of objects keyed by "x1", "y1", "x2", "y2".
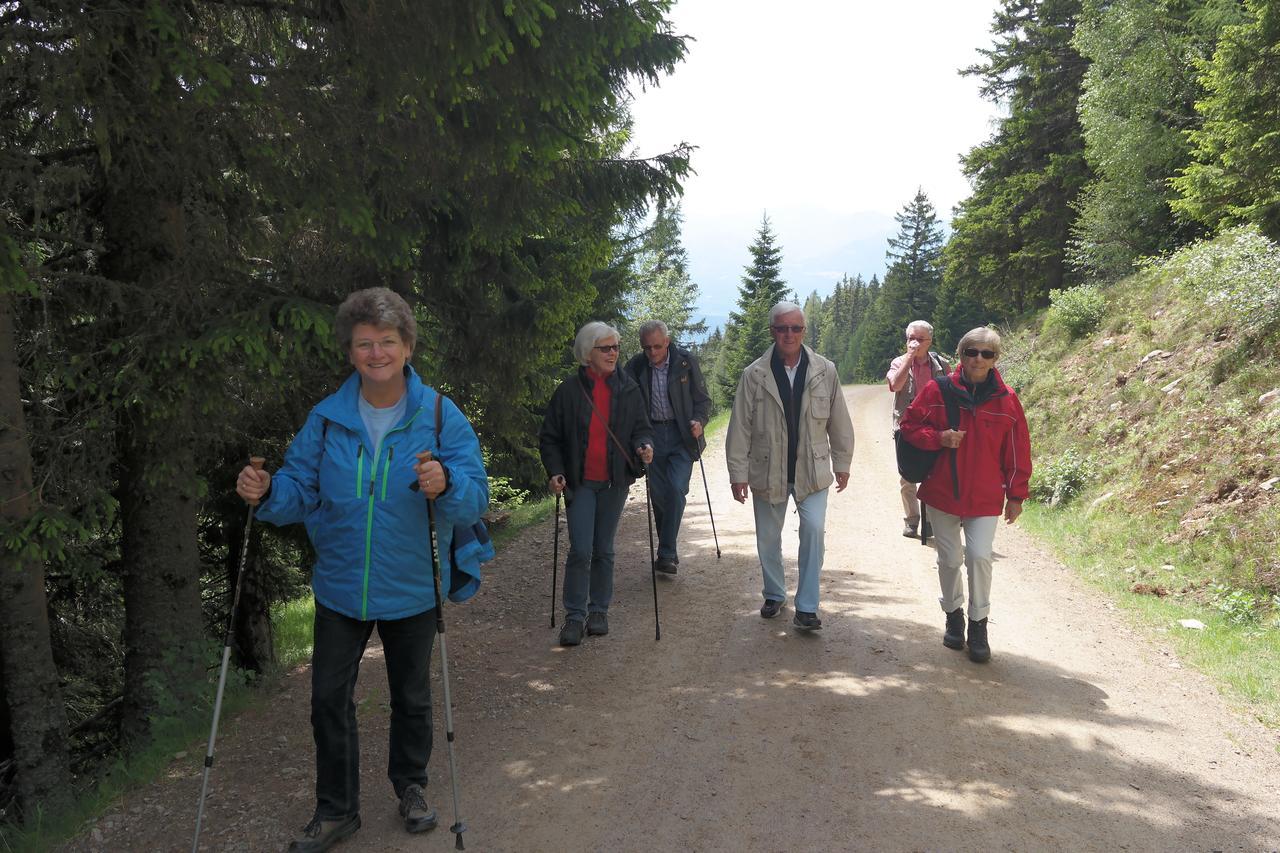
[{"x1": 726, "y1": 301, "x2": 854, "y2": 631}]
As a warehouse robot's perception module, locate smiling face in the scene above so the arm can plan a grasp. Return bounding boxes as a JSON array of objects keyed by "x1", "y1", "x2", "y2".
[
  {"x1": 349, "y1": 323, "x2": 410, "y2": 387},
  {"x1": 587, "y1": 335, "x2": 620, "y2": 375},
  {"x1": 957, "y1": 331, "x2": 1000, "y2": 384},
  {"x1": 641, "y1": 329, "x2": 671, "y2": 367}
]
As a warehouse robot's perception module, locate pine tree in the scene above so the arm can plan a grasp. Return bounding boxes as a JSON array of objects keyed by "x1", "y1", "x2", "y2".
[
  {"x1": 714, "y1": 215, "x2": 793, "y2": 405},
  {"x1": 624, "y1": 204, "x2": 707, "y2": 347},
  {"x1": 945, "y1": 0, "x2": 1092, "y2": 314}
]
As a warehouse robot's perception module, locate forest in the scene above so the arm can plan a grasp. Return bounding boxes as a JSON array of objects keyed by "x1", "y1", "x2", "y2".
[{"x1": 3, "y1": 0, "x2": 1279, "y2": 836}]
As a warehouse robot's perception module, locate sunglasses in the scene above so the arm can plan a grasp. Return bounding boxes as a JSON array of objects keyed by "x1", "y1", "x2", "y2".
[
  {"x1": 962, "y1": 348, "x2": 998, "y2": 359},
  {"x1": 641, "y1": 343, "x2": 668, "y2": 351},
  {"x1": 593, "y1": 344, "x2": 620, "y2": 353},
  {"x1": 771, "y1": 325, "x2": 805, "y2": 335}
]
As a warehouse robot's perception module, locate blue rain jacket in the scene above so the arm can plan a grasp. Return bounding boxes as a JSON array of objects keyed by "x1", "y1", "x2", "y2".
[{"x1": 256, "y1": 367, "x2": 491, "y2": 621}]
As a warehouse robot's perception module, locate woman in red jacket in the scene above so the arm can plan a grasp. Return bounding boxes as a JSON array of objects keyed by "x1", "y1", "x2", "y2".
[{"x1": 899, "y1": 327, "x2": 1031, "y2": 663}]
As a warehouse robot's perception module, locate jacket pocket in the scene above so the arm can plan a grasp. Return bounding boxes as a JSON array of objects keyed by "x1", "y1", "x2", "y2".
[
  {"x1": 748, "y1": 451, "x2": 770, "y2": 490},
  {"x1": 809, "y1": 393, "x2": 831, "y2": 419}
]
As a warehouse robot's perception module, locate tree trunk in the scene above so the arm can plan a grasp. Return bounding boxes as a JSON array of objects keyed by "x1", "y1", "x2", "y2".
[
  {"x1": 228, "y1": 520, "x2": 274, "y2": 674},
  {"x1": 118, "y1": 410, "x2": 205, "y2": 745},
  {"x1": 0, "y1": 292, "x2": 73, "y2": 821}
]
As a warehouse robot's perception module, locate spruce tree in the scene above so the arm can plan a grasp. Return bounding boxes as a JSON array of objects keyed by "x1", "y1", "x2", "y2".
[{"x1": 714, "y1": 215, "x2": 792, "y2": 405}]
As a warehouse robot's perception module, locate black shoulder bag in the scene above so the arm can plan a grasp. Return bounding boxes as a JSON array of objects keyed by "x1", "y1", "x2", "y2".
[{"x1": 895, "y1": 377, "x2": 962, "y2": 545}]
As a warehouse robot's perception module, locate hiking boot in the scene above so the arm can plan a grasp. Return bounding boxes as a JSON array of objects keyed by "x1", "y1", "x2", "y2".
[
  {"x1": 943, "y1": 608, "x2": 965, "y2": 650},
  {"x1": 760, "y1": 598, "x2": 784, "y2": 619},
  {"x1": 654, "y1": 557, "x2": 678, "y2": 575},
  {"x1": 398, "y1": 783, "x2": 438, "y2": 834},
  {"x1": 288, "y1": 812, "x2": 360, "y2": 852},
  {"x1": 967, "y1": 617, "x2": 991, "y2": 663},
  {"x1": 792, "y1": 610, "x2": 823, "y2": 631},
  {"x1": 558, "y1": 619, "x2": 584, "y2": 646},
  {"x1": 586, "y1": 611, "x2": 609, "y2": 636},
  {"x1": 902, "y1": 521, "x2": 918, "y2": 538}
]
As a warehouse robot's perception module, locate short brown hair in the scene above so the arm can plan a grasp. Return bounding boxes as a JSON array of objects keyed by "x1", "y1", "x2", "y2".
[{"x1": 335, "y1": 287, "x2": 417, "y2": 353}]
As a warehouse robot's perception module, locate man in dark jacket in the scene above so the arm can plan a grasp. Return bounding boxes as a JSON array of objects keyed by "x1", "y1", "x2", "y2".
[{"x1": 625, "y1": 320, "x2": 711, "y2": 574}]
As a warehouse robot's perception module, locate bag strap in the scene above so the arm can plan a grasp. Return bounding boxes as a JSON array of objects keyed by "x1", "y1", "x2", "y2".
[
  {"x1": 580, "y1": 383, "x2": 640, "y2": 471},
  {"x1": 938, "y1": 377, "x2": 962, "y2": 500}
]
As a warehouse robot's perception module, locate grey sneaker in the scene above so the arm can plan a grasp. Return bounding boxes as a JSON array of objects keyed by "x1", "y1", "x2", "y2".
[
  {"x1": 586, "y1": 611, "x2": 609, "y2": 636},
  {"x1": 288, "y1": 812, "x2": 360, "y2": 852},
  {"x1": 792, "y1": 610, "x2": 823, "y2": 631},
  {"x1": 398, "y1": 783, "x2": 438, "y2": 833}
]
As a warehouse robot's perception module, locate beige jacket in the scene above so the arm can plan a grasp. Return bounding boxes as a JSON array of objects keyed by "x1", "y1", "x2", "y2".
[{"x1": 725, "y1": 345, "x2": 854, "y2": 504}]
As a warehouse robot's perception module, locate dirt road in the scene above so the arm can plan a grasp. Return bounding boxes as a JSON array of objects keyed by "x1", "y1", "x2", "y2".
[{"x1": 69, "y1": 384, "x2": 1280, "y2": 852}]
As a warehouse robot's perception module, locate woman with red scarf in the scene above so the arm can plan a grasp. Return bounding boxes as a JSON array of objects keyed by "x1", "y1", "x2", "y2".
[
  {"x1": 899, "y1": 327, "x2": 1031, "y2": 663},
  {"x1": 539, "y1": 322, "x2": 654, "y2": 646}
]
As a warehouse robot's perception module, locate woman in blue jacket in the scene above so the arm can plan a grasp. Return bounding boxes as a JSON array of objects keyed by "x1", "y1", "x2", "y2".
[{"x1": 236, "y1": 288, "x2": 489, "y2": 853}]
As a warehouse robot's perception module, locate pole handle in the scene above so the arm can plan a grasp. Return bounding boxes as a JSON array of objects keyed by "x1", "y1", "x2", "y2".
[{"x1": 246, "y1": 456, "x2": 266, "y2": 506}]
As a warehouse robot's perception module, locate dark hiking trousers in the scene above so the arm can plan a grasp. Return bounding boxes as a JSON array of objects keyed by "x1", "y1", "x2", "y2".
[{"x1": 311, "y1": 601, "x2": 437, "y2": 819}]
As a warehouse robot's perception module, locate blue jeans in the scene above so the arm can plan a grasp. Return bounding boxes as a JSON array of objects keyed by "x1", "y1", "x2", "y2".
[
  {"x1": 753, "y1": 486, "x2": 829, "y2": 614},
  {"x1": 562, "y1": 480, "x2": 628, "y2": 622},
  {"x1": 648, "y1": 421, "x2": 694, "y2": 562},
  {"x1": 311, "y1": 602, "x2": 436, "y2": 819}
]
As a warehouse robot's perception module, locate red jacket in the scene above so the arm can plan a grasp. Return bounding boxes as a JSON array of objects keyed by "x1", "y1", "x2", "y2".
[{"x1": 899, "y1": 366, "x2": 1031, "y2": 518}]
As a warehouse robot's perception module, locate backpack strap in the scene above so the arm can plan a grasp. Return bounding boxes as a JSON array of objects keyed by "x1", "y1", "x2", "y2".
[{"x1": 937, "y1": 377, "x2": 962, "y2": 500}]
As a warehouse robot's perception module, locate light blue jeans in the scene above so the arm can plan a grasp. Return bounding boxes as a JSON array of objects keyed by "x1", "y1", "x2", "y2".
[
  {"x1": 753, "y1": 486, "x2": 829, "y2": 614},
  {"x1": 562, "y1": 480, "x2": 628, "y2": 623},
  {"x1": 648, "y1": 421, "x2": 694, "y2": 562}
]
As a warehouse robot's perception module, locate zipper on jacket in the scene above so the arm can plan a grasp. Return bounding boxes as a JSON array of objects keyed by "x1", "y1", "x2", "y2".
[
  {"x1": 358, "y1": 407, "x2": 425, "y2": 620},
  {"x1": 355, "y1": 445, "x2": 364, "y2": 498}
]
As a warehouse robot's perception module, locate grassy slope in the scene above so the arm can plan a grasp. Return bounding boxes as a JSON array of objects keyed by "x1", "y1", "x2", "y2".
[{"x1": 998, "y1": 234, "x2": 1280, "y2": 728}]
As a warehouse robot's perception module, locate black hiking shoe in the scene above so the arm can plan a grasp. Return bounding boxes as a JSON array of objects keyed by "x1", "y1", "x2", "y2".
[
  {"x1": 399, "y1": 783, "x2": 437, "y2": 834},
  {"x1": 792, "y1": 610, "x2": 823, "y2": 631},
  {"x1": 967, "y1": 617, "x2": 991, "y2": 663},
  {"x1": 288, "y1": 812, "x2": 360, "y2": 852},
  {"x1": 654, "y1": 557, "x2": 678, "y2": 575},
  {"x1": 559, "y1": 619, "x2": 585, "y2": 646},
  {"x1": 586, "y1": 611, "x2": 609, "y2": 636},
  {"x1": 760, "y1": 598, "x2": 784, "y2": 619},
  {"x1": 943, "y1": 608, "x2": 965, "y2": 650}
]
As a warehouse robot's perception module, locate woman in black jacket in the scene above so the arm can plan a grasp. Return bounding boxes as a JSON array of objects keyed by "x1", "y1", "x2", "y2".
[{"x1": 539, "y1": 321, "x2": 654, "y2": 646}]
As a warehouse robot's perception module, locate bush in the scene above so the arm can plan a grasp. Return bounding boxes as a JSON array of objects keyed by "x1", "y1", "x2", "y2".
[
  {"x1": 1046, "y1": 284, "x2": 1107, "y2": 340},
  {"x1": 1030, "y1": 448, "x2": 1097, "y2": 506},
  {"x1": 1149, "y1": 225, "x2": 1280, "y2": 329}
]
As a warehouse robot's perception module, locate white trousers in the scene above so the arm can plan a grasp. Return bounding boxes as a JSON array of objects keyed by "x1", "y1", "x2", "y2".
[
  {"x1": 928, "y1": 507, "x2": 998, "y2": 621},
  {"x1": 899, "y1": 476, "x2": 920, "y2": 525}
]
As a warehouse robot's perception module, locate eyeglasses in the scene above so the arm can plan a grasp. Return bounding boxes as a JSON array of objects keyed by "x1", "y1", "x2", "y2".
[
  {"x1": 593, "y1": 344, "x2": 620, "y2": 353},
  {"x1": 641, "y1": 343, "x2": 667, "y2": 351},
  {"x1": 771, "y1": 325, "x2": 805, "y2": 335},
  {"x1": 962, "y1": 348, "x2": 998, "y2": 359}
]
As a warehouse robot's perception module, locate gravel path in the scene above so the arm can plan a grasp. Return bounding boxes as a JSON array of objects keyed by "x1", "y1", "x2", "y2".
[{"x1": 66, "y1": 384, "x2": 1280, "y2": 852}]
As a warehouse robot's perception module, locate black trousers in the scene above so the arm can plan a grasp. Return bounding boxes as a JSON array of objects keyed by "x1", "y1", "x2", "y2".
[{"x1": 311, "y1": 601, "x2": 436, "y2": 819}]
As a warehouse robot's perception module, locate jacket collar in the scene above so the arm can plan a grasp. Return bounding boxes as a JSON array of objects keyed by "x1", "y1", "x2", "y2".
[
  {"x1": 315, "y1": 364, "x2": 427, "y2": 433},
  {"x1": 752, "y1": 345, "x2": 825, "y2": 409}
]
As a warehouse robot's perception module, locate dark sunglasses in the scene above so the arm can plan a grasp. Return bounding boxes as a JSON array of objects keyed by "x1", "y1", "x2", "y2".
[
  {"x1": 771, "y1": 325, "x2": 805, "y2": 335},
  {"x1": 962, "y1": 348, "x2": 998, "y2": 359},
  {"x1": 593, "y1": 344, "x2": 621, "y2": 353},
  {"x1": 641, "y1": 343, "x2": 667, "y2": 351}
]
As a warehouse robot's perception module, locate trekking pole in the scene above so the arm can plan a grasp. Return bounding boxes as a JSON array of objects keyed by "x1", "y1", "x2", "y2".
[
  {"x1": 920, "y1": 504, "x2": 929, "y2": 547},
  {"x1": 550, "y1": 491, "x2": 561, "y2": 628},
  {"x1": 416, "y1": 452, "x2": 467, "y2": 851},
  {"x1": 193, "y1": 456, "x2": 264, "y2": 853},
  {"x1": 644, "y1": 471, "x2": 661, "y2": 641},
  {"x1": 696, "y1": 452, "x2": 721, "y2": 559}
]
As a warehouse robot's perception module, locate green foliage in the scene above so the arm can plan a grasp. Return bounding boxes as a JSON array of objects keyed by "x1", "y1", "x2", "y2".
[
  {"x1": 620, "y1": 204, "x2": 707, "y2": 348},
  {"x1": 1046, "y1": 283, "x2": 1107, "y2": 339},
  {"x1": 1174, "y1": 0, "x2": 1280, "y2": 241},
  {"x1": 1145, "y1": 225, "x2": 1280, "y2": 329},
  {"x1": 1070, "y1": 0, "x2": 1229, "y2": 278},
  {"x1": 1029, "y1": 448, "x2": 1097, "y2": 505}
]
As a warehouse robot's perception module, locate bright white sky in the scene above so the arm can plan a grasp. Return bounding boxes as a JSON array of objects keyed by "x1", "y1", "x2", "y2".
[{"x1": 627, "y1": 0, "x2": 1004, "y2": 322}]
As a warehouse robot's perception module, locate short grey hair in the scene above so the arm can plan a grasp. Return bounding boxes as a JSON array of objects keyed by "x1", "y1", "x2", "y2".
[
  {"x1": 769, "y1": 300, "x2": 804, "y2": 325},
  {"x1": 336, "y1": 287, "x2": 417, "y2": 353},
  {"x1": 956, "y1": 326, "x2": 1001, "y2": 358},
  {"x1": 905, "y1": 320, "x2": 934, "y2": 338},
  {"x1": 638, "y1": 320, "x2": 669, "y2": 341},
  {"x1": 573, "y1": 321, "x2": 620, "y2": 366}
]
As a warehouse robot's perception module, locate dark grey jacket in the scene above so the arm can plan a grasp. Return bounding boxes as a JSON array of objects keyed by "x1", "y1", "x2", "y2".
[
  {"x1": 625, "y1": 345, "x2": 712, "y2": 457},
  {"x1": 539, "y1": 367, "x2": 654, "y2": 489}
]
